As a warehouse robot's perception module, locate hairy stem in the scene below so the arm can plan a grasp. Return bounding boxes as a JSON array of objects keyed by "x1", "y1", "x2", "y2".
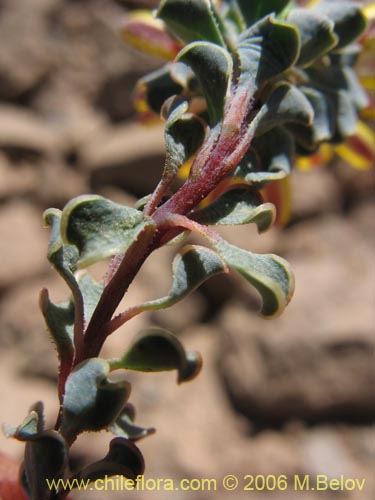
[{"x1": 74, "y1": 226, "x2": 156, "y2": 363}]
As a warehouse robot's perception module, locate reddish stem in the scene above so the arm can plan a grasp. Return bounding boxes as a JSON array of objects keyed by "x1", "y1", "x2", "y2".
[{"x1": 74, "y1": 89, "x2": 256, "y2": 365}]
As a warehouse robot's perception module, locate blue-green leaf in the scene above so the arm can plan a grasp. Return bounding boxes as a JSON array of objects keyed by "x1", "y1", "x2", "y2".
[
  {"x1": 60, "y1": 195, "x2": 154, "y2": 268},
  {"x1": 4, "y1": 402, "x2": 44, "y2": 441},
  {"x1": 192, "y1": 188, "x2": 275, "y2": 231},
  {"x1": 287, "y1": 86, "x2": 335, "y2": 150},
  {"x1": 70, "y1": 437, "x2": 144, "y2": 484},
  {"x1": 7, "y1": 404, "x2": 68, "y2": 500},
  {"x1": 61, "y1": 358, "x2": 131, "y2": 437},
  {"x1": 312, "y1": 1, "x2": 367, "y2": 50},
  {"x1": 157, "y1": 0, "x2": 225, "y2": 46},
  {"x1": 177, "y1": 41, "x2": 233, "y2": 125},
  {"x1": 235, "y1": 0, "x2": 290, "y2": 27},
  {"x1": 162, "y1": 96, "x2": 206, "y2": 179},
  {"x1": 236, "y1": 15, "x2": 299, "y2": 92},
  {"x1": 136, "y1": 64, "x2": 183, "y2": 116},
  {"x1": 39, "y1": 291, "x2": 74, "y2": 365},
  {"x1": 249, "y1": 82, "x2": 314, "y2": 137},
  {"x1": 213, "y1": 239, "x2": 294, "y2": 317},
  {"x1": 77, "y1": 273, "x2": 104, "y2": 326},
  {"x1": 109, "y1": 403, "x2": 155, "y2": 441},
  {"x1": 131, "y1": 245, "x2": 227, "y2": 312},
  {"x1": 43, "y1": 208, "x2": 79, "y2": 295},
  {"x1": 24, "y1": 431, "x2": 68, "y2": 500},
  {"x1": 110, "y1": 327, "x2": 202, "y2": 383},
  {"x1": 233, "y1": 127, "x2": 294, "y2": 183},
  {"x1": 287, "y1": 9, "x2": 337, "y2": 67}
]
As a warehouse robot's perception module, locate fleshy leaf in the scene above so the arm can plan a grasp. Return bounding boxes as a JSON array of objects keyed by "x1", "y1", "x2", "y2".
[
  {"x1": 236, "y1": 15, "x2": 300, "y2": 92},
  {"x1": 235, "y1": 0, "x2": 290, "y2": 27},
  {"x1": 329, "y1": 89, "x2": 358, "y2": 141},
  {"x1": 7, "y1": 404, "x2": 68, "y2": 500},
  {"x1": 132, "y1": 245, "x2": 227, "y2": 312},
  {"x1": 134, "y1": 65, "x2": 183, "y2": 118},
  {"x1": 5, "y1": 402, "x2": 44, "y2": 441},
  {"x1": 312, "y1": 1, "x2": 367, "y2": 49},
  {"x1": 192, "y1": 187, "x2": 275, "y2": 231},
  {"x1": 109, "y1": 403, "x2": 155, "y2": 441},
  {"x1": 157, "y1": 0, "x2": 225, "y2": 46},
  {"x1": 250, "y1": 82, "x2": 314, "y2": 137},
  {"x1": 221, "y1": 0, "x2": 246, "y2": 35},
  {"x1": 162, "y1": 96, "x2": 206, "y2": 180},
  {"x1": 110, "y1": 327, "x2": 202, "y2": 383},
  {"x1": 61, "y1": 358, "x2": 131, "y2": 437},
  {"x1": 287, "y1": 9, "x2": 337, "y2": 67},
  {"x1": 177, "y1": 41, "x2": 233, "y2": 125},
  {"x1": 70, "y1": 437, "x2": 144, "y2": 484},
  {"x1": 24, "y1": 431, "x2": 68, "y2": 500},
  {"x1": 43, "y1": 208, "x2": 79, "y2": 294},
  {"x1": 233, "y1": 127, "x2": 294, "y2": 183},
  {"x1": 213, "y1": 239, "x2": 294, "y2": 317},
  {"x1": 307, "y1": 64, "x2": 369, "y2": 111},
  {"x1": 39, "y1": 291, "x2": 74, "y2": 366},
  {"x1": 60, "y1": 195, "x2": 154, "y2": 268},
  {"x1": 77, "y1": 273, "x2": 104, "y2": 326},
  {"x1": 287, "y1": 86, "x2": 334, "y2": 150}
]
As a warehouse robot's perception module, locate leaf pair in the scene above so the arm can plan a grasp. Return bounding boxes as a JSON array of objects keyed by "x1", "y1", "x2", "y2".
[{"x1": 6, "y1": 402, "x2": 145, "y2": 499}]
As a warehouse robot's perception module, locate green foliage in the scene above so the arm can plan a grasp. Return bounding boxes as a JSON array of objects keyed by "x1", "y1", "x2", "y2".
[
  {"x1": 61, "y1": 358, "x2": 131, "y2": 437},
  {"x1": 109, "y1": 327, "x2": 202, "y2": 383},
  {"x1": 9, "y1": 1, "x2": 368, "y2": 498},
  {"x1": 60, "y1": 195, "x2": 154, "y2": 268},
  {"x1": 6, "y1": 403, "x2": 68, "y2": 500}
]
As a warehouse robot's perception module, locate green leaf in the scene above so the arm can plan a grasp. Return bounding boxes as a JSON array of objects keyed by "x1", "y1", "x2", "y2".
[
  {"x1": 24, "y1": 431, "x2": 68, "y2": 500},
  {"x1": 60, "y1": 195, "x2": 154, "y2": 268},
  {"x1": 39, "y1": 291, "x2": 75, "y2": 366},
  {"x1": 136, "y1": 64, "x2": 184, "y2": 116},
  {"x1": 221, "y1": 1, "x2": 246, "y2": 35},
  {"x1": 157, "y1": 0, "x2": 225, "y2": 46},
  {"x1": 250, "y1": 82, "x2": 314, "y2": 137},
  {"x1": 235, "y1": 0, "x2": 290, "y2": 27},
  {"x1": 177, "y1": 41, "x2": 233, "y2": 125},
  {"x1": 287, "y1": 9, "x2": 337, "y2": 67},
  {"x1": 340, "y1": 66, "x2": 369, "y2": 111},
  {"x1": 43, "y1": 208, "x2": 79, "y2": 294},
  {"x1": 61, "y1": 358, "x2": 131, "y2": 437},
  {"x1": 312, "y1": 1, "x2": 367, "y2": 50},
  {"x1": 307, "y1": 64, "x2": 369, "y2": 111},
  {"x1": 77, "y1": 273, "x2": 104, "y2": 326},
  {"x1": 236, "y1": 15, "x2": 299, "y2": 92},
  {"x1": 5, "y1": 402, "x2": 44, "y2": 440},
  {"x1": 109, "y1": 403, "x2": 155, "y2": 441},
  {"x1": 329, "y1": 89, "x2": 358, "y2": 141},
  {"x1": 70, "y1": 437, "x2": 144, "y2": 484},
  {"x1": 162, "y1": 96, "x2": 206, "y2": 179},
  {"x1": 192, "y1": 188, "x2": 275, "y2": 231},
  {"x1": 110, "y1": 327, "x2": 202, "y2": 383},
  {"x1": 129, "y1": 245, "x2": 227, "y2": 312},
  {"x1": 7, "y1": 404, "x2": 68, "y2": 500},
  {"x1": 233, "y1": 127, "x2": 294, "y2": 183},
  {"x1": 287, "y1": 86, "x2": 334, "y2": 150},
  {"x1": 328, "y1": 43, "x2": 361, "y2": 67},
  {"x1": 213, "y1": 239, "x2": 294, "y2": 317}
]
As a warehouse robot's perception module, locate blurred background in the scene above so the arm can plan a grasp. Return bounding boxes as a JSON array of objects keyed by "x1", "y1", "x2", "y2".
[{"x1": 0, "y1": 0, "x2": 374, "y2": 499}]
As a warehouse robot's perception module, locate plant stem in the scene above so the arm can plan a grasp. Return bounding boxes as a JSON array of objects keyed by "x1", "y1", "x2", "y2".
[
  {"x1": 74, "y1": 93, "x2": 256, "y2": 364},
  {"x1": 74, "y1": 226, "x2": 156, "y2": 363}
]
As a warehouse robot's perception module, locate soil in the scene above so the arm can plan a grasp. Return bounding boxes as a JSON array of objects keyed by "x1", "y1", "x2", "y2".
[{"x1": 0, "y1": 1, "x2": 374, "y2": 499}]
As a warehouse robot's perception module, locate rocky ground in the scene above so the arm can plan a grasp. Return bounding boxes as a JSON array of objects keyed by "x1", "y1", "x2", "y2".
[{"x1": 0, "y1": 1, "x2": 374, "y2": 499}]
